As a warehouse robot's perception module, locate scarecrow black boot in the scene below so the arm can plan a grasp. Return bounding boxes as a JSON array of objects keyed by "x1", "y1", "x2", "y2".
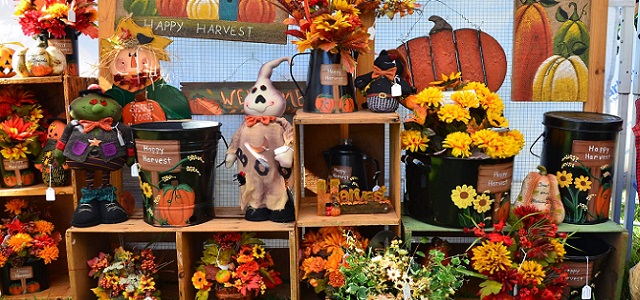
[
  {"x1": 245, "y1": 206, "x2": 270, "y2": 221},
  {"x1": 269, "y1": 189, "x2": 295, "y2": 223},
  {"x1": 97, "y1": 186, "x2": 128, "y2": 224},
  {"x1": 71, "y1": 187, "x2": 101, "y2": 227}
]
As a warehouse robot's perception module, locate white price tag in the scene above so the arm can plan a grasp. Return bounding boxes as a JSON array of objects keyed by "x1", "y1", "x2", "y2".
[
  {"x1": 46, "y1": 187, "x2": 56, "y2": 201},
  {"x1": 581, "y1": 285, "x2": 592, "y2": 299},
  {"x1": 68, "y1": 1, "x2": 76, "y2": 22},
  {"x1": 391, "y1": 83, "x2": 402, "y2": 97},
  {"x1": 131, "y1": 163, "x2": 139, "y2": 177},
  {"x1": 402, "y1": 283, "x2": 411, "y2": 300}
]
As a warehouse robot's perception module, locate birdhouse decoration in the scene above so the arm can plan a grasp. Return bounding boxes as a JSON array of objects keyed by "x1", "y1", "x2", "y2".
[
  {"x1": 355, "y1": 50, "x2": 412, "y2": 113},
  {"x1": 225, "y1": 57, "x2": 295, "y2": 223},
  {"x1": 53, "y1": 89, "x2": 135, "y2": 227},
  {"x1": 100, "y1": 18, "x2": 191, "y2": 121}
]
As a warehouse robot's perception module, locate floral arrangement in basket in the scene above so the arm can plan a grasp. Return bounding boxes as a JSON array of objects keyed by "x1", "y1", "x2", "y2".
[
  {"x1": 15, "y1": 0, "x2": 98, "y2": 38},
  {"x1": 0, "y1": 198, "x2": 61, "y2": 268},
  {"x1": 87, "y1": 246, "x2": 164, "y2": 300},
  {"x1": 0, "y1": 86, "x2": 47, "y2": 162},
  {"x1": 335, "y1": 233, "x2": 467, "y2": 299},
  {"x1": 401, "y1": 72, "x2": 524, "y2": 159},
  {"x1": 277, "y1": 0, "x2": 419, "y2": 73},
  {"x1": 465, "y1": 205, "x2": 569, "y2": 299},
  {"x1": 299, "y1": 227, "x2": 369, "y2": 298},
  {"x1": 191, "y1": 232, "x2": 282, "y2": 299}
]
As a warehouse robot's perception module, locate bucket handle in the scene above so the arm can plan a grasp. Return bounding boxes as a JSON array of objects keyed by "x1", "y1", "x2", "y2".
[
  {"x1": 290, "y1": 52, "x2": 310, "y2": 97},
  {"x1": 529, "y1": 133, "x2": 543, "y2": 159},
  {"x1": 216, "y1": 133, "x2": 229, "y2": 168}
]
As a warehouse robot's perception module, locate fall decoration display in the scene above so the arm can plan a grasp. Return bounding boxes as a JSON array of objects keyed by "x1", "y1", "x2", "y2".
[
  {"x1": 87, "y1": 246, "x2": 164, "y2": 299},
  {"x1": 515, "y1": 165, "x2": 565, "y2": 224},
  {"x1": 15, "y1": 0, "x2": 98, "y2": 39},
  {"x1": 466, "y1": 205, "x2": 569, "y2": 299},
  {"x1": 396, "y1": 16, "x2": 507, "y2": 93},
  {"x1": 12, "y1": 39, "x2": 66, "y2": 77},
  {"x1": 187, "y1": 0, "x2": 220, "y2": 19},
  {"x1": 191, "y1": 233, "x2": 282, "y2": 299},
  {"x1": 355, "y1": 50, "x2": 412, "y2": 113},
  {"x1": 532, "y1": 54, "x2": 588, "y2": 101},
  {"x1": 155, "y1": 181, "x2": 195, "y2": 226}
]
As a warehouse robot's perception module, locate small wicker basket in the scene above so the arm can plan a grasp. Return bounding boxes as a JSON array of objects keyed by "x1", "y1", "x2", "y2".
[{"x1": 366, "y1": 93, "x2": 399, "y2": 113}]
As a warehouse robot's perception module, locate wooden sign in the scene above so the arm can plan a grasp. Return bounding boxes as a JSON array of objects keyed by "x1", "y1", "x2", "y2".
[
  {"x1": 182, "y1": 81, "x2": 305, "y2": 115},
  {"x1": 115, "y1": 0, "x2": 288, "y2": 44},
  {"x1": 572, "y1": 140, "x2": 615, "y2": 167},
  {"x1": 477, "y1": 162, "x2": 513, "y2": 193},
  {"x1": 3, "y1": 159, "x2": 28, "y2": 171},
  {"x1": 135, "y1": 140, "x2": 182, "y2": 173}
]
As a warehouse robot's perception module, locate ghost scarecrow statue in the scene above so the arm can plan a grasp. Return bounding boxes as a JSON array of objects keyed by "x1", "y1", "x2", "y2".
[
  {"x1": 100, "y1": 18, "x2": 191, "y2": 123},
  {"x1": 53, "y1": 89, "x2": 135, "y2": 227},
  {"x1": 225, "y1": 57, "x2": 295, "y2": 222}
]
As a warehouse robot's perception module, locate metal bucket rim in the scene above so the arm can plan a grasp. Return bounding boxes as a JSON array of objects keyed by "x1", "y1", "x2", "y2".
[{"x1": 131, "y1": 120, "x2": 221, "y2": 132}]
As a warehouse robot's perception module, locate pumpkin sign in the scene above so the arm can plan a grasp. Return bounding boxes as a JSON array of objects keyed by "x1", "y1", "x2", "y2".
[
  {"x1": 187, "y1": 0, "x2": 220, "y2": 19},
  {"x1": 553, "y1": 2, "x2": 590, "y2": 66},
  {"x1": 396, "y1": 16, "x2": 507, "y2": 93},
  {"x1": 237, "y1": 0, "x2": 275, "y2": 23},
  {"x1": 157, "y1": 0, "x2": 188, "y2": 17},
  {"x1": 156, "y1": 182, "x2": 196, "y2": 226},
  {"x1": 531, "y1": 55, "x2": 588, "y2": 102}
]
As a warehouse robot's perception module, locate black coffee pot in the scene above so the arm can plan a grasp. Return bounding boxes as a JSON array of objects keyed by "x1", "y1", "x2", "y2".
[{"x1": 323, "y1": 139, "x2": 380, "y2": 191}]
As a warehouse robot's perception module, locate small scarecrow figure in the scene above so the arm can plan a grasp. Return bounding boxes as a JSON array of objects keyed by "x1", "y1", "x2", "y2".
[{"x1": 355, "y1": 50, "x2": 412, "y2": 112}]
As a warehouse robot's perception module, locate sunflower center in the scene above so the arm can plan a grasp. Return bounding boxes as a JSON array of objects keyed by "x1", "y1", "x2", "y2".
[{"x1": 460, "y1": 192, "x2": 468, "y2": 199}]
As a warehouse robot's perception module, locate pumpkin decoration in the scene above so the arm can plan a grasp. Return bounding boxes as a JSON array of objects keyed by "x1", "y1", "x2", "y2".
[
  {"x1": 237, "y1": 0, "x2": 275, "y2": 23},
  {"x1": 531, "y1": 54, "x2": 588, "y2": 102},
  {"x1": 339, "y1": 97, "x2": 355, "y2": 113},
  {"x1": 123, "y1": 0, "x2": 159, "y2": 16},
  {"x1": 187, "y1": 0, "x2": 220, "y2": 20},
  {"x1": 492, "y1": 193, "x2": 510, "y2": 224},
  {"x1": 512, "y1": 0, "x2": 553, "y2": 101},
  {"x1": 1, "y1": 171, "x2": 35, "y2": 188},
  {"x1": 3, "y1": 174, "x2": 17, "y2": 187},
  {"x1": 122, "y1": 92, "x2": 168, "y2": 125},
  {"x1": 395, "y1": 15, "x2": 507, "y2": 93},
  {"x1": 591, "y1": 182, "x2": 612, "y2": 220},
  {"x1": 514, "y1": 165, "x2": 565, "y2": 224},
  {"x1": 157, "y1": 0, "x2": 188, "y2": 17},
  {"x1": 12, "y1": 40, "x2": 66, "y2": 77},
  {"x1": 8, "y1": 283, "x2": 23, "y2": 295},
  {"x1": 26, "y1": 281, "x2": 41, "y2": 293},
  {"x1": 330, "y1": 205, "x2": 341, "y2": 216},
  {"x1": 156, "y1": 182, "x2": 196, "y2": 226},
  {"x1": 0, "y1": 42, "x2": 23, "y2": 78},
  {"x1": 189, "y1": 97, "x2": 223, "y2": 115},
  {"x1": 554, "y1": 2, "x2": 590, "y2": 67},
  {"x1": 315, "y1": 95, "x2": 335, "y2": 113}
]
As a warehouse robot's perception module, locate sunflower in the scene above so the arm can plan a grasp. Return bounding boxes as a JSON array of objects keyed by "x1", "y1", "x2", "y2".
[
  {"x1": 140, "y1": 182, "x2": 154, "y2": 199},
  {"x1": 401, "y1": 129, "x2": 429, "y2": 153},
  {"x1": 556, "y1": 171, "x2": 573, "y2": 188},
  {"x1": 451, "y1": 184, "x2": 476, "y2": 209},
  {"x1": 442, "y1": 131, "x2": 472, "y2": 158},
  {"x1": 472, "y1": 194, "x2": 494, "y2": 213},
  {"x1": 573, "y1": 175, "x2": 592, "y2": 192},
  {"x1": 471, "y1": 241, "x2": 512, "y2": 275},
  {"x1": 252, "y1": 245, "x2": 265, "y2": 259},
  {"x1": 191, "y1": 270, "x2": 210, "y2": 290},
  {"x1": 519, "y1": 260, "x2": 545, "y2": 285},
  {"x1": 410, "y1": 87, "x2": 443, "y2": 108}
]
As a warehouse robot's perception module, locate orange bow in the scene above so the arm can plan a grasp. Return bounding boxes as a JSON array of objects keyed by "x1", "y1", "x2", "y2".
[
  {"x1": 371, "y1": 65, "x2": 397, "y2": 81},
  {"x1": 79, "y1": 117, "x2": 114, "y2": 133},
  {"x1": 245, "y1": 115, "x2": 276, "y2": 127}
]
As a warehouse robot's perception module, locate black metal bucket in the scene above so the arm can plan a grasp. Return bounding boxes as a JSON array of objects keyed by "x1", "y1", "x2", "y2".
[
  {"x1": 562, "y1": 235, "x2": 613, "y2": 299},
  {"x1": 404, "y1": 152, "x2": 514, "y2": 228},
  {"x1": 539, "y1": 111, "x2": 622, "y2": 224},
  {"x1": 131, "y1": 121, "x2": 221, "y2": 227}
]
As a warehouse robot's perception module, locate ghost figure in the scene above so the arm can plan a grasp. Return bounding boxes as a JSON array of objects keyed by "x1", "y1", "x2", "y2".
[{"x1": 225, "y1": 57, "x2": 294, "y2": 222}]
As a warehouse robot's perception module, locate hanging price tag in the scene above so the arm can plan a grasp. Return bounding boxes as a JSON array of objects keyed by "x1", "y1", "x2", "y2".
[
  {"x1": 68, "y1": 1, "x2": 76, "y2": 22},
  {"x1": 46, "y1": 187, "x2": 56, "y2": 201},
  {"x1": 403, "y1": 283, "x2": 411, "y2": 300},
  {"x1": 581, "y1": 285, "x2": 592, "y2": 299},
  {"x1": 131, "y1": 163, "x2": 139, "y2": 177},
  {"x1": 391, "y1": 83, "x2": 402, "y2": 97}
]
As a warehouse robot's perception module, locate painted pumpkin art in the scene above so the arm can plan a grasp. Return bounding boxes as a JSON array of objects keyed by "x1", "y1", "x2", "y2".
[
  {"x1": 187, "y1": 0, "x2": 220, "y2": 19},
  {"x1": 157, "y1": 0, "x2": 189, "y2": 17},
  {"x1": 237, "y1": 0, "x2": 275, "y2": 23},
  {"x1": 156, "y1": 182, "x2": 196, "y2": 226}
]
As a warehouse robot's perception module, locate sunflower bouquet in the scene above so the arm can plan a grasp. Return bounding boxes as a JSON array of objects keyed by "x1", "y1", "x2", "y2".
[
  {"x1": 401, "y1": 72, "x2": 524, "y2": 159},
  {"x1": 15, "y1": 0, "x2": 98, "y2": 39},
  {"x1": 299, "y1": 227, "x2": 369, "y2": 298},
  {"x1": 191, "y1": 232, "x2": 282, "y2": 299},
  {"x1": 0, "y1": 198, "x2": 61, "y2": 269},
  {"x1": 277, "y1": 0, "x2": 419, "y2": 73},
  {"x1": 0, "y1": 86, "x2": 47, "y2": 161},
  {"x1": 87, "y1": 246, "x2": 163, "y2": 300},
  {"x1": 465, "y1": 205, "x2": 569, "y2": 299}
]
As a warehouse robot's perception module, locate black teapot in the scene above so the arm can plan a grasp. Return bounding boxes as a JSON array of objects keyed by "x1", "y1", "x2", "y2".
[{"x1": 323, "y1": 139, "x2": 380, "y2": 191}]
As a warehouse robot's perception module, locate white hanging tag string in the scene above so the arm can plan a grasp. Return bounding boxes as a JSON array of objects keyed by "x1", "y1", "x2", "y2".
[
  {"x1": 582, "y1": 255, "x2": 592, "y2": 299},
  {"x1": 45, "y1": 164, "x2": 55, "y2": 201}
]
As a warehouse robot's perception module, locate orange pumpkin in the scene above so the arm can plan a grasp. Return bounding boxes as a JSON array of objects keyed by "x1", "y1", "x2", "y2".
[
  {"x1": 340, "y1": 97, "x2": 355, "y2": 113},
  {"x1": 237, "y1": 0, "x2": 275, "y2": 23},
  {"x1": 3, "y1": 174, "x2": 17, "y2": 187},
  {"x1": 592, "y1": 183, "x2": 611, "y2": 219},
  {"x1": 156, "y1": 183, "x2": 196, "y2": 226},
  {"x1": 157, "y1": 0, "x2": 189, "y2": 17},
  {"x1": 396, "y1": 16, "x2": 507, "y2": 93},
  {"x1": 512, "y1": 0, "x2": 553, "y2": 101},
  {"x1": 0, "y1": 44, "x2": 17, "y2": 78},
  {"x1": 8, "y1": 283, "x2": 23, "y2": 295},
  {"x1": 21, "y1": 171, "x2": 35, "y2": 186},
  {"x1": 492, "y1": 193, "x2": 510, "y2": 224},
  {"x1": 26, "y1": 281, "x2": 40, "y2": 293},
  {"x1": 330, "y1": 205, "x2": 341, "y2": 216},
  {"x1": 189, "y1": 97, "x2": 223, "y2": 115},
  {"x1": 315, "y1": 96, "x2": 335, "y2": 113},
  {"x1": 122, "y1": 93, "x2": 168, "y2": 126}
]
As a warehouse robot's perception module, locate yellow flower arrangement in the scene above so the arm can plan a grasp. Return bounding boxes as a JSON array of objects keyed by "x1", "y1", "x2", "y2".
[
  {"x1": 402, "y1": 73, "x2": 524, "y2": 159},
  {"x1": 0, "y1": 86, "x2": 47, "y2": 161}
]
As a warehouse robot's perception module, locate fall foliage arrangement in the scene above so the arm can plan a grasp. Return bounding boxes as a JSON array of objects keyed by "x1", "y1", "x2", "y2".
[
  {"x1": 15, "y1": 0, "x2": 98, "y2": 39},
  {"x1": 0, "y1": 86, "x2": 47, "y2": 161}
]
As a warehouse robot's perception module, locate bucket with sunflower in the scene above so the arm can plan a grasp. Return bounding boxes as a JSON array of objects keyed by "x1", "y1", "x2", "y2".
[{"x1": 401, "y1": 73, "x2": 524, "y2": 228}]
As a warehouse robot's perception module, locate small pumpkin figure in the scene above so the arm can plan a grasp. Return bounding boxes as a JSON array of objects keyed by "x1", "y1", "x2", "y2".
[
  {"x1": 53, "y1": 89, "x2": 135, "y2": 227},
  {"x1": 225, "y1": 57, "x2": 295, "y2": 222},
  {"x1": 12, "y1": 37, "x2": 66, "y2": 77},
  {"x1": 121, "y1": 91, "x2": 167, "y2": 125},
  {"x1": 355, "y1": 50, "x2": 412, "y2": 113},
  {"x1": 8, "y1": 283, "x2": 23, "y2": 295},
  {"x1": 0, "y1": 42, "x2": 23, "y2": 78},
  {"x1": 35, "y1": 118, "x2": 71, "y2": 187},
  {"x1": 514, "y1": 165, "x2": 565, "y2": 224}
]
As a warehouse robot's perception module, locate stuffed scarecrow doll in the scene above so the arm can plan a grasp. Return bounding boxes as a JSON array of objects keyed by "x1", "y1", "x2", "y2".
[
  {"x1": 225, "y1": 57, "x2": 295, "y2": 222},
  {"x1": 355, "y1": 50, "x2": 412, "y2": 112},
  {"x1": 35, "y1": 118, "x2": 70, "y2": 187},
  {"x1": 53, "y1": 89, "x2": 135, "y2": 227},
  {"x1": 101, "y1": 18, "x2": 191, "y2": 121}
]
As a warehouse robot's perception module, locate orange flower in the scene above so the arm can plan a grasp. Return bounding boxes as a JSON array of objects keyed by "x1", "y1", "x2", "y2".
[
  {"x1": 328, "y1": 270, "x2": 346, "y2": 288},
  {"x1": 325, "y1": 248, "x2": 344, "y2": 273},
  {"x1": 301, "y1": 256, "x2": 326, "y2": 279},
  {"x1": 37, "y1": 245, "x2": 59, "y2": 264},
  {"x1": 4, "y1": 198, "x2": 28, "y2": 215},
  {"x1": 1, "y1": 117, "x2": 37, "y2": 142}
]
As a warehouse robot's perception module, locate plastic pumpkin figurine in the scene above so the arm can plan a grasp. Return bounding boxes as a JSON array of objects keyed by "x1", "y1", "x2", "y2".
[
  {"x1": 35, "y1": 118, "x2": 70, "y2": 186},
  {"x1": 53, "y1": 89, "x2": 135, "y2": 227},
  {"x1": 225, "y1": 57, "x2": 294, "y2": 222},
  {"x1": 101, "y1": 18, "x2": 191, "y2": 120}
]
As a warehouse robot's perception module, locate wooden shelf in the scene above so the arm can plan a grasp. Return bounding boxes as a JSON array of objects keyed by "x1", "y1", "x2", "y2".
[
  {"x1": 0, "y1": 76, "x2": 63, "y2": 85},
  {"x1": 3, "y1": 270, "x2": 70, "y2": 300},
  {"x1": 0, "y1": 184, "x2": 74, "y2": 197},
  {"x1": 294, "y1": 110, "x2": 400, "y2": 125},
  {"x1": 297, "y1": 202, "x2": 400, "y2": 227}
]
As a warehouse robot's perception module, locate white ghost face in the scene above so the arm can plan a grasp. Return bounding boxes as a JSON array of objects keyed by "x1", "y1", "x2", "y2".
[{"x1": 244, "y1": 79, "x2": 286, "y2": 117}]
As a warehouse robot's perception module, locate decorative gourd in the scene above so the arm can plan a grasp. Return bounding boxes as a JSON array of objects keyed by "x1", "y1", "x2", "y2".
[
  {"x1": 237, "y1": 0, "x2": 275, "y2": 23},
  {"x1": 315, "y1": 96, "x2": 335, "y2": 113},
  {"x1": 2, "y1": 174, "x2": 16, "y2": 187},
  {"x1": 26, "y1": 281, "x2": 40, "y2": 293},
  {"x1": 8, "y1": 283, "x2": 23, "y2": 295},
  {"x1": 553, "y1": 2, "x2": 590, "y2": 66},
  {"x1": 0, "y1": 43, "x2": 23, "y2": 78},
  {"x1": 396, "y1": 16, "x2": 507, "y2": 92},
  {"x1": 492, "y1": 194, "x2": 510, "y2": 224},
  {"x1": 12, "y1": 40, "x2": 66, "y2": 77},
  {"x1": 187, "y1": 0, "x2": 220, "y2": 20},
  {"x1": 156, "y1": 182, "x2": 196, "y2": 226},
  {"x1": 339, "y1": 97, "x2": 355, "y2": 113},
  {"x1": 157, "y1": 0, "x2": 188, "y2": 17},
  {"x1": 515, "y1": 165, "x2": 565, "y2": 224},
  {"x1": 512, "y1": 0, "x2": 553, "y2": 101},
  {"x1": 123, "y1": 0, "x2": 159, "y2": 16},
  {"x1": 531, "y1": 55, "x2": 588, "y2": 102},
  {"x1": 330, "y1": 205, "x2": 341, "y2": 216}
]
